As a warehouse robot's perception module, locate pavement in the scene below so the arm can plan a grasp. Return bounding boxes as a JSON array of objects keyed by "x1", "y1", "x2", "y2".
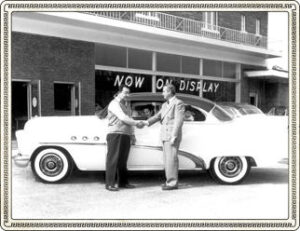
[{"x1": 9, "y1": 140, "x2": 289, "y2": 220}]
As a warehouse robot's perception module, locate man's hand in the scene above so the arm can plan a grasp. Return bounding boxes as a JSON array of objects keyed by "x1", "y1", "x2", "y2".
[
  {"x1": 131, "y1": 135, "x2": 136, "y2": 145},
  {"x1": 136, "y1": 121, "x2": 145, "y2": 129}
]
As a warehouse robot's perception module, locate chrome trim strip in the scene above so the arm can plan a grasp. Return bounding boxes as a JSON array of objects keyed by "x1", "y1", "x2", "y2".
[{"x1": 37, "y1": 143, "x2": 206, "y2": 168}]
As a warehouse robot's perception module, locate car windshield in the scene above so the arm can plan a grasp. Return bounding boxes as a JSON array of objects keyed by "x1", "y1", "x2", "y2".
[
  {"x1": 218, "y1": 105, "x2": 242, "y2": 118},
  {"x1": 217, "y1": 102, "x2": 263, "y2": 117},
  {"x1": 238, "y1": 105, "x2": 263, "y2": 115}
]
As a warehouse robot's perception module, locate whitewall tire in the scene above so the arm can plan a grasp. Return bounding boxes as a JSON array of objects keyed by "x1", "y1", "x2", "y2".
[
  {"x1": 31, "y1": 148, "x2": 73, "y2": 183},
  {"x1": 209, "y1": 156, "x2": 250, "y2": 184}
]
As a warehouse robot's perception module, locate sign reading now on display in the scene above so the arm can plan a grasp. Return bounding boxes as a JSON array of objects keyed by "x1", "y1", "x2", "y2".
[{"x1": 114, "y1": 74, "x2": 219, "y2": 93}]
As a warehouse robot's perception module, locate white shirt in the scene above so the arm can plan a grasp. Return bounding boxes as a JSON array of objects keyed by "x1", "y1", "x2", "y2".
[{"x1": 108, "y1": 96, "x2": 137, "y2": 126}]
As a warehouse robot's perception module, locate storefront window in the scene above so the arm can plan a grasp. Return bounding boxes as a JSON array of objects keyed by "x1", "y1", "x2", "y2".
[
  {"x1": 182, "y1": 56, "x2": 199, "y2": 75},
  {"x1": 128, "y1": 48, "x2": 152, "y2": 70},
  {"x1": 203, "y1": 59, "x2": 236, "y2": 79},
  {"x1": 155, "y1": 76, "x2": 235, "y2": 102},
  {"x1": 95, "y1": 43, "x2": 126, "y2": 67},
  {"x1": 223, "y1": 62, "x2": 236, "y2": 78},
  {"x1": 203, "y1": 59, "x2": 222, "y2": 77},
  {"x1": 95, "y1": 70, "x2": 152, "y2": 108},
  {"x1": 203, "y1": 80, "x2": 235, "y2": 102},
  {"x1": 157, "y1": 53, "x2": 181, "y2": 73},
  {"x1": 156, "y1": 76, "x2": 201, "y2": 96}
]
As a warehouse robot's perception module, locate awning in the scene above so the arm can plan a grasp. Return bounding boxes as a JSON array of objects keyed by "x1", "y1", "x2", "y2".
[{"x1": 244, "y1": 70, "x2": 288, "y2": 82}]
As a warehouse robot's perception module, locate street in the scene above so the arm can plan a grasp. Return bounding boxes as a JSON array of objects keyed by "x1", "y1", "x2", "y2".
[{"x1": 12, "y1": 162, "x2": 288, "y2": 220}]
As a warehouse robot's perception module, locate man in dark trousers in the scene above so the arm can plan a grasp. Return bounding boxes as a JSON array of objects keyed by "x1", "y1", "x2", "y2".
[
  {"x1": 145, "y1": 84, "x2": 185, "y2": 190},
  {"x1": 105, "y1": 84, "x2": 144, "y2": 191}
]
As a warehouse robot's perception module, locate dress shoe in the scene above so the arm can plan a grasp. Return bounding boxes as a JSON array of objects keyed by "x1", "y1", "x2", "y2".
[
  {"x1": 162, "y1": 185, "x2": 178, "y2": 190},
  {"x1": 119, "y1": 183, "x2": 136, "y2": 189},
  {"x1": 105, "y1": 185, "x2": 119, "y2": 191}
]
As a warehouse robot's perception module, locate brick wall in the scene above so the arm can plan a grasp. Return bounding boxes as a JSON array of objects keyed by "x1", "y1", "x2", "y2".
[
  {"x1": 12, "y1": 32, "x2": 95, "y2": 116},
  {"x1": 218, "y1": 12, "x2": 268, "y2": 36},
  {"x1": 165, "y1": 12, "x2": 203, "y2": 21}
]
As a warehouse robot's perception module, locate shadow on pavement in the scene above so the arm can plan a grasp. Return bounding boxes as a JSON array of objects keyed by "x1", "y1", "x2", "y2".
[
  {"x1": 65, "y1": 168, "x2": 288, "y2": 187},
  {"x1": 243, "y1": 168, "x2": 288, "y2": 185}
]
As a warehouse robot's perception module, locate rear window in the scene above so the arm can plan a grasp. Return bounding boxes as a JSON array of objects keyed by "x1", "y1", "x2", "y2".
[
  {"x1": 211, "y1": 106, "x2": 233, "y2": 121},
  {"x1": 131, "y1": 101, "x2": 162, "y2": 120}
]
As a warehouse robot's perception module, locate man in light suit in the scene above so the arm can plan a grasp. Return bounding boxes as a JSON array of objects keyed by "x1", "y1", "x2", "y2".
[{"x1": 145, "y1": 84, "x2": 185, "y2": 190}]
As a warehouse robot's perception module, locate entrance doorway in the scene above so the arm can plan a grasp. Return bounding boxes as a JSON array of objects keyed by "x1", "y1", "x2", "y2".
[
  {"x1": 12, "y1": 81, "x2": 29, "y2": 132},
  {"x1": 12, "y1": 80, "x2": 41, "y2": 138},
  {"x1": 54, "y1": 82, "x2": 81, "y2": 116},
  {"x1": 249, "y1": 92, "x2": 258, "y2": 106}
]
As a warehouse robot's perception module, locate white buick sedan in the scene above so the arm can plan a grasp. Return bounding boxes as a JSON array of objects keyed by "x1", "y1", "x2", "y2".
[{"x1": 14, "y1": 93, "x2": 288, "y2": 184}]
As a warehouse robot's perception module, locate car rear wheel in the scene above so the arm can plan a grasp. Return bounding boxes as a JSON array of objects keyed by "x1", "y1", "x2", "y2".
[
  {"x1": 209, "y1": 156, "x2": 250, "y2": 184},
  {"x1": 31, "y1": 148, "x2": 73, "y2": 183}
]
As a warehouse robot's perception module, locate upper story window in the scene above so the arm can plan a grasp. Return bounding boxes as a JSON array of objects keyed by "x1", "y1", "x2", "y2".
[
  {"x1": 203, "y1": 12, "x2": 218, "y2": 31},
  {"x1": 135, "y1": 12, "x2": 160, "y2": 22},
  {"x1": 256, "y1": 19, "x2": 261, "y2": 35},
  {"x1": 241, "y1": 15, "x2": 246, "y2": 32}
]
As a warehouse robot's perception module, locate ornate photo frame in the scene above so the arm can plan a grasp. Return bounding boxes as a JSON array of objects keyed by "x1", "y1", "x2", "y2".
[{"x1": 1, "y1": 1, "x2": 299, "y2": 230}]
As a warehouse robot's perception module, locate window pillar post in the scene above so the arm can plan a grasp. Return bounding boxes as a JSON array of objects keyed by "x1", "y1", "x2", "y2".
[
  {"x1": 152, "y1": 52, "x2": 157, "y2": 93},
  {"x1": 199, "y1": 59, "x2": 203, "y2": 97},
  {"x1": 235, "y1": 63, "x2": 242, "y2": 103}
]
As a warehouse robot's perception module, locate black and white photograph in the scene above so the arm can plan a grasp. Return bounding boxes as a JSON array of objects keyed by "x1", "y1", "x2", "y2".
[{"x1": 1, "y1": 1, "x2": 299, "y2": 230}]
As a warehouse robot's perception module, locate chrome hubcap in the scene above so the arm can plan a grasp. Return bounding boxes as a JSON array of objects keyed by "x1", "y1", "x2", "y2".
[
  {"x1": 218, "y1": 157, "x2": 243, "y2": 178},
  {"x1": 39, "y1": 153, "x2": 64, "y2": 177}
]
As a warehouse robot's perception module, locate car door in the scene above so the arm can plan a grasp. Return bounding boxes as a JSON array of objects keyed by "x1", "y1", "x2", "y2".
[
  {"x1": 179, "y1": 104, "x2": 211, "y2": 170},
  {"x1": 127, "y1": 101, "x2": 164, "y2": 170}
]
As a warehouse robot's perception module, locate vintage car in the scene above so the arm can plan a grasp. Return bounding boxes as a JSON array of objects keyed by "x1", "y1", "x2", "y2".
[{"x1": 14, "y1": 93, "x2": 288, "y2": 185}]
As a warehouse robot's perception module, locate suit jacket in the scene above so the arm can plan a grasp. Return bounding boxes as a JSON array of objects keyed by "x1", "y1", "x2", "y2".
[{"x1": 148, "y1": 97, "x2": 185, "y2": 142}]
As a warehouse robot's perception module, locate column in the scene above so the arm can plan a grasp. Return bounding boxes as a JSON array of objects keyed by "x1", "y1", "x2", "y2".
[
  {"x1": 199, "y1": 59, "x2": 203, "y2": 97},
  {"x1": 152, "y1": 52, "x2": 157, "y2": 93},
  {"x1": 235, "y1": 63, "x2": 242, "y2": 103}
]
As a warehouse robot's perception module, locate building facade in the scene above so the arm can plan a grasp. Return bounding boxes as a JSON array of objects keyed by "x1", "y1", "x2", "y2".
[{"x1": 11, "y1": 11, "x2": 287, "y2": 131}]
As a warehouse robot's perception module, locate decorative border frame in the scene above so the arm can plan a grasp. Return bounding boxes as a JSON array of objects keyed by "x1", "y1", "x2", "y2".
[{"x1": 1, "y1": 1, "x2": 299, "y2": 230}]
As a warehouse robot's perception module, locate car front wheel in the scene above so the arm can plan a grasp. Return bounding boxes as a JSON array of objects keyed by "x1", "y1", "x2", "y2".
[
  {"x1": 31, "y1": 148, "x2": 73, "y2": 183},
  {"x1": 209, "y1": 156, "x2": 250, "y2": 184}
]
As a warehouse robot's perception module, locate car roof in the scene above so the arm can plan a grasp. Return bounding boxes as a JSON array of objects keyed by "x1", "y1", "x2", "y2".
[
  {"x1": 217, "y1": 102, "x2": 257, "y2": 110},
  {"x1": 128, "y1": 93, "x2": 216, "y2": 112}
]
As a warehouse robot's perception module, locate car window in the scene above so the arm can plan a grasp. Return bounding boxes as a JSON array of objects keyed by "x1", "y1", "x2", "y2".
[
  {"x1": 130, "y1": 101, "x2": 162, "y2": 120},
  {"x1": 211, "y1": 105, "x2": 233, "y2": 121},
  {"x1": 184, "y1": 104, "x2": 206, "y2": 122}
]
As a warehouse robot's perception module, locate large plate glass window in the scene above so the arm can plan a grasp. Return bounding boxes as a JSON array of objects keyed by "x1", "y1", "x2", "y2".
[
  {"x1": 95, "y1": 43, "x2": 126, "y2": 67},
  {"x1": 95, "y1": 70, "x2": 152, "y2": 108},
  {"x1": 203, "y1": 80, "x2": 235, "y2": 102},
  {"x1": 157, "y1": 53, "x2": 181, "y2": 73},
  {"x1": 128, "y1": 48, "x2": 152, "y2": 70},
  {"x1": 155, "y1": 76, "x2": 202, "y2": 96}
]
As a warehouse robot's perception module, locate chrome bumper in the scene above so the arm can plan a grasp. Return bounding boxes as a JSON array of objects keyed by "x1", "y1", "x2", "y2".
[{"x1": 12, "y1": 153, "x2": 30, "y2": 167}]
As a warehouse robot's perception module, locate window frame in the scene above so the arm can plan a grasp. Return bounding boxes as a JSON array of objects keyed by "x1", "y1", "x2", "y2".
[
  {"x1": 255, "y1": 19, "x2": 261, "y2": 36},
  {"x1": 203, "y1": 12, "x2": 219, "y2": 32},
  {"x1": 241, "y1": 15, "x2": 246, "y2": 33}
]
